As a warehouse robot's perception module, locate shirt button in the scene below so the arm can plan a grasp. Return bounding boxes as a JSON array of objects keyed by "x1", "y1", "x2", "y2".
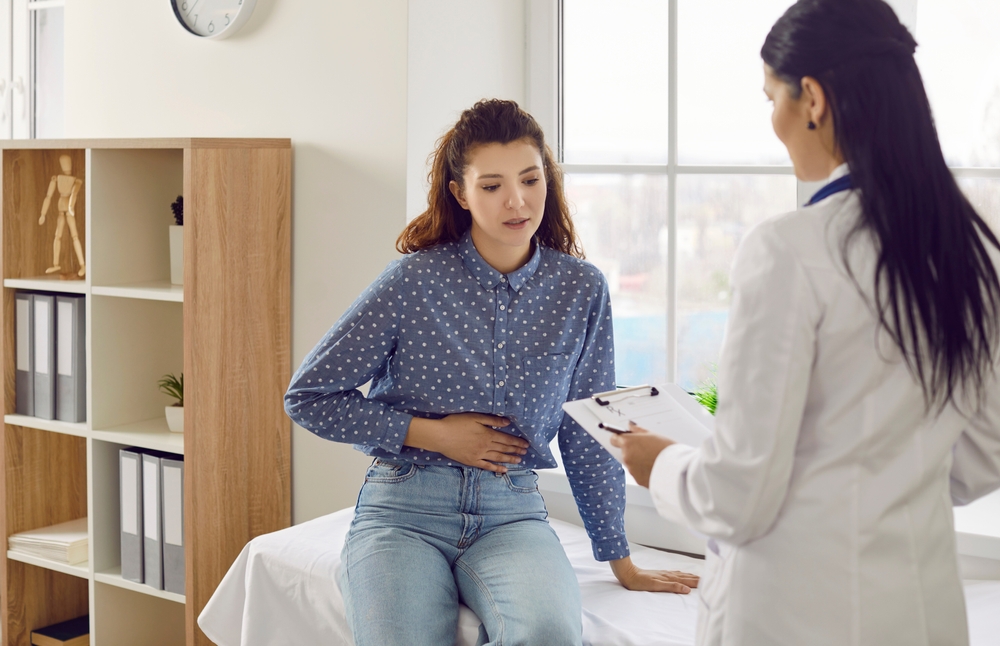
[
  {"x1": 501, "y1": 276, "x2": 507, "y2": 282},
  {"x1": 500, "y1": 305, "x2": 506, "y2": 311},
  {"x1": 497, "y1": 342, "x2": 505, "y2": 348},
  {"x1": 498, "y1": 380, "x2": 505, "y2": 387}
]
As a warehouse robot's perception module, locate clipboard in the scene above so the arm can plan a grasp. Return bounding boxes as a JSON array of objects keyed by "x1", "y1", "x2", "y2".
[{"x1": 562, "y1": 383, "x2": 714, "y2": 463}]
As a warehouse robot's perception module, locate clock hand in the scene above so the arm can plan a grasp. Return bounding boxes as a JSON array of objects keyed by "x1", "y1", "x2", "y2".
[{"x1": 186, "y1": 0, "x2": 200, "y2": 16}]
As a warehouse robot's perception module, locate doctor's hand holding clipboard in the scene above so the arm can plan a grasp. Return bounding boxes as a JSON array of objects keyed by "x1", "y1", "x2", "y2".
[{"x1": 614, "y1": 1, "x2": 1000, "y2": 646}]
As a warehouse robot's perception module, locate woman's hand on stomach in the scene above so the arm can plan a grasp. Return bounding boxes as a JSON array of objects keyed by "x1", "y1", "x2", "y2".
[{"x1": 404, "y1": 414, "x2": 529, "y2": 473}]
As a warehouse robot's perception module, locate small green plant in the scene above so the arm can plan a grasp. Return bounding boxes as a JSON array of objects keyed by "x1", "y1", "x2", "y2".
[
  {"x1": 693, "y1": 368, "x2": 718, "y2": 416},
  {"x1": 159, "y1": 372, "x2": 184, "y2": 407}
]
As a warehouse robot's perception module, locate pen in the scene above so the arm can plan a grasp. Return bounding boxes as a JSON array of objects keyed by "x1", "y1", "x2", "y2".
[{"x1": 599, "y1": 422, "x2": 631, "y2": 434}]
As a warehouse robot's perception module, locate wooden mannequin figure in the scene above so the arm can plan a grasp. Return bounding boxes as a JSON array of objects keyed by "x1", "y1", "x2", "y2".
[{"x1": 39, "y1": 154, "x2": 86, "y2": 277}]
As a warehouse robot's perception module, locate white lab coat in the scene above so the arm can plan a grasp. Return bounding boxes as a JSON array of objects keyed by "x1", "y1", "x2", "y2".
[{"x1": 649, "y1": 164, "x2": 1000, "y2": 646}]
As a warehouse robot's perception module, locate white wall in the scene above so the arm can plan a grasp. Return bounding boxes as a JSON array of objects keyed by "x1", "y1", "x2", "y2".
[
  {"x1": 64, "y1": 0, "x2": 409, "y2": 523},
  {"x1": 406, "y1": 0, "x2": 526, "y2": 219},
  {"x1": 64, "y1": 0, "x2": 533, "y2": 524}
]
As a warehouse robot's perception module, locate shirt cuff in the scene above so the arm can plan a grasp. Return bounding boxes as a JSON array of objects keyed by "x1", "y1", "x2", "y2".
[
  {"x1": 648, "y1": 443, "x2": 698, "y2": 527},
  {"x1": 591, "y1": 535, "x2": 630, "y2": 562},
  {"x1": 377, "y1": 408, "x2": 413, "y2": 455}
]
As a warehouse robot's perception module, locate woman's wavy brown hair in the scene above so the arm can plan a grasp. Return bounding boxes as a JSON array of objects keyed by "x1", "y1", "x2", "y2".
[{"x1": 397, "y1": 99, "x2": 583, "y2": 258}]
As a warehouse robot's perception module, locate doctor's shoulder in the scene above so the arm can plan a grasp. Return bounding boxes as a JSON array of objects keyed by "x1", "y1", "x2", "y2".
[{"x1": 740, "y1": 194, "x2": 857, "y2": 273}]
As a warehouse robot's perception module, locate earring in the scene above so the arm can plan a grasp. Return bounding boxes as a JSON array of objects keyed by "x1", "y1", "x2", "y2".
[{"x1": 808, "y1": 121, "x2": 817, "y2": 130}]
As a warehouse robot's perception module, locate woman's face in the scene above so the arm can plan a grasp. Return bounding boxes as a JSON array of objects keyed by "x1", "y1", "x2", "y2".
[
  {"x1": 764, "y1": 64, "x2": 841, "y2": 182},
  {"x1": 450, "y1": 139, "x2": 546, "y2": 265}
]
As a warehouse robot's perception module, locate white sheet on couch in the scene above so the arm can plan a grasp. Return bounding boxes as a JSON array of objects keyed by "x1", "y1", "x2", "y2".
[{"x1": 198, "y1": 508, "x2": 1000, "y2": 646}]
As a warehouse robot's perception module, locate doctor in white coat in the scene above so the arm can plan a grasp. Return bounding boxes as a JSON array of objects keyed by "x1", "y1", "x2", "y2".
[{"x1": 612, "y1": 1, "x2": 1000, "y2": 645}]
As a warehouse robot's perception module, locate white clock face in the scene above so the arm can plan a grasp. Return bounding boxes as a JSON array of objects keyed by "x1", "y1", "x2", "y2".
[{"x1": 171, "y1": 0, "x2": 257, "y2": 39}]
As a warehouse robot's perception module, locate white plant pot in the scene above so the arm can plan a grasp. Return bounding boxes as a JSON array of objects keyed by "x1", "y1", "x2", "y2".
[
  {"x1": 165, "y1": 405, "x2": 184, "y2": 433},
  {"x1": 169, "y1": 225, "x2": 184, "y2": 286}
]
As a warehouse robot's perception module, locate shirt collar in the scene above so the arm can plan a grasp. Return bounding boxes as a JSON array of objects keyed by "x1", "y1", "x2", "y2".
[
  {"x1": 457, "y1": 229, "x2": 542, "y2": 291},
  {"x1": 825, "y1": 162, "x2": 850, "y2": 183}
]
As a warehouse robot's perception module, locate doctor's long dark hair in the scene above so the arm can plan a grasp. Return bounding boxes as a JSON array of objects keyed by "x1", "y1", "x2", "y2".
[{"x1": 762, "y1": 0, "x2": 1000, "y2": 411}]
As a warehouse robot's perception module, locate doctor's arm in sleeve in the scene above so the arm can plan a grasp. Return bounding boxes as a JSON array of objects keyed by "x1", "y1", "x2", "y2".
[
  {"x1": 284, "y1": 263, "x2": 413, "y2": 455},
  {"x1": 644, "y1": 222, "x2": 822, "y2": 546},
  {"x1": 950, "y1": 370, "x2": 1000, "y2": 505},
  {"x1": 559, "y1": 277, "x2": 699, "y2": 593}
]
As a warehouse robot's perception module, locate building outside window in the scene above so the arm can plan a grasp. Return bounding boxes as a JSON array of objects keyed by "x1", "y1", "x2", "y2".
[{"x1": 559, "y1": 0, "x2": 1000, "y2": 390}]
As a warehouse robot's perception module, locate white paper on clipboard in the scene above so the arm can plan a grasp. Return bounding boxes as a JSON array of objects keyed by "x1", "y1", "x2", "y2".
[{"x1": 562, "y1": 383, "x2": 714, "y2": 463}]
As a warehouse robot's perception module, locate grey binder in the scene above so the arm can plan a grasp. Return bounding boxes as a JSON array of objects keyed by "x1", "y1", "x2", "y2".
[
  {"x1": 120, "y1": 448, "x2": 144, "y2": 583},
  {"x1": 142, "y1": 452, "x2": 164, "y2": 589},
  {"x1": 161, "y1": 455, "x2": 185, "y2": 595},
  {"x1": 56, "y1": 294, "x2": 87, "y2": 422},
  {"x1": 32, "y1": 293, "x2": 56, "y2": 420},
  {"x1": 15, "y1": 292, "x2": 34, "y2": 416}
]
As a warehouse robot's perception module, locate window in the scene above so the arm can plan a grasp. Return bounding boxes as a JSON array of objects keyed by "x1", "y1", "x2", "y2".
[
  {"x1": 31, "y1": 0, "x2": 64, "y2": 138},
  {"x1": 915, "y1": 0, "x2": 1000, "y2": 233},
  {"x1": 0, "y1": 0, "x2": 65, "y2": 139},
  {"x1": 556, "y1": 0, "x2": 1000, "y2": 390}
]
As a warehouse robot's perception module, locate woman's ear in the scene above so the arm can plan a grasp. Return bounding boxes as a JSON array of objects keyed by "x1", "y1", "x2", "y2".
[
  {"x1": 449, "y1": 180, "x2": 469, "y2": 210},
  {"x1": 800, "y1": 76, "x2": 829, "y2": 127}
]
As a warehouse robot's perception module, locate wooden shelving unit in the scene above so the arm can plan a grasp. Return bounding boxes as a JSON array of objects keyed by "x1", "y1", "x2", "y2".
[{"x1": 0, "y1": 139, "x2": 291, "y2": 645}]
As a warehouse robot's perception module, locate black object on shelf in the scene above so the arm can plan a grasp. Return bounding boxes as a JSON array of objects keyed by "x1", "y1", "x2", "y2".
[{"x1": 30, "y1": 614, "x2": 89, "y2": 646}]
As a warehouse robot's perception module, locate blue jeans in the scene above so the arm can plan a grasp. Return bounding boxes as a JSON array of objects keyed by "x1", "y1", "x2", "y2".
[{"x1": 340, "y1": 459, "x2": 583, "y2": 646}]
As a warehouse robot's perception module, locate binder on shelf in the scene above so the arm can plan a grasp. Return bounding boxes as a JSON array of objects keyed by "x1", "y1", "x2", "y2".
[
  {"x1": 56, "y1": 294, "x2": 87, "y2": 422},
  {"x1": 142, "y1": 451, "x2": 164, "y2": 590},
  {"x1": 120, "y1": 448, "x2": 144, "y2": 583},
  {"x1": 15, "y1": 291, "x2": 34, "y2": 416},
  {"x1": 29, "y1": 614, "x2": 89, "y2": 646},
  {"x1": 32, "y1": 293, "x2": 56, "y2": 420},
  {"x1": 161, "y1": 455, "x2": 185, "y2": 595}
]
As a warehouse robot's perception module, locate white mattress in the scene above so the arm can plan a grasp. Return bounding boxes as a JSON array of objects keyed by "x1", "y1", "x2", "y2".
[{"x1": 198, "y1": 508, "x2": 1000, "y2": 646}]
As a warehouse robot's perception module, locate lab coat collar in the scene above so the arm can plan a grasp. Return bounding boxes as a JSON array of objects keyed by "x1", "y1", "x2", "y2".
[
  {"x1": 806, "y1": 163, "x2": 853, "y2": 206},
  {"x1": 826, "y1": 163, "x2": 850, "y2": 183}
]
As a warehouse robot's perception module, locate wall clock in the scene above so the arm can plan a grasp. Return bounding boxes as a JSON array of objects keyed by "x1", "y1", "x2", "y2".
[{"x1": 171, "y1": 0, "x2": 258, "y2": 39}]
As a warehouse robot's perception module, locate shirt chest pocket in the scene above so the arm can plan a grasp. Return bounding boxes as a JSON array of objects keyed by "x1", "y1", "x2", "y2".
[{"x1": 513, "y1": 353, "x2": 575, "y2": 427}]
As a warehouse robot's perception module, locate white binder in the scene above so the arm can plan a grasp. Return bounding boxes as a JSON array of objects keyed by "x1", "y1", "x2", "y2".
[
  {"x1": 15, "y1": 291, "x2": 34, "y2": 416},
  {"x1": 56, "y1": 294, "x2": 87, "y2": 422},
  {"x1": 142, "y1": 452, "x2": 164, "y2": 590},
  {"x1": 32, "y1": 293, "x2": 56, "y2": 420},
  {"x1": 120, "y1": 448, "x2": 144, "y2": 583},
  {"x1": 161, "y1": 455, "x2": 185, "y2": 595}
]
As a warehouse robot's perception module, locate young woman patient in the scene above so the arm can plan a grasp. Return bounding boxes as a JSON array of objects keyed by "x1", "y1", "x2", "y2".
[{"x1": 285, "y1": 99, "x2": 698, "y2": 646}]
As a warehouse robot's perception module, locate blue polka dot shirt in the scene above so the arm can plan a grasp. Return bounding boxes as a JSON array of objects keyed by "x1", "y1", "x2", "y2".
[{"x1": 285, "y1": 230, "x2": 628, "y2": 560}]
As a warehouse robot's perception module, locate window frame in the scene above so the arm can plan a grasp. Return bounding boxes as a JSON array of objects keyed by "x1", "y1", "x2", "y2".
[
  {"x1": 2, "y1": 0, "x2": 64, "y2": 139},
  {"x1": 528, "y1": 0, "x2": 1000, "y2": 384}
]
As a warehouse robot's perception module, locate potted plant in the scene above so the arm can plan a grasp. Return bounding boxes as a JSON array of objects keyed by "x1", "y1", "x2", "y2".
[
  {"x1": 159, "y1": 372, "x2": 184, "y2": 433},
  {"x1": 169, "y1": 195, "x2": 183, "y2": 286}
]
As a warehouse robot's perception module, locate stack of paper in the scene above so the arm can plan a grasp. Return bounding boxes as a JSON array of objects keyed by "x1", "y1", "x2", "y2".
[
  {"x1": 8, "y1": 517, "x2": 88, "y2": 565},
  {"x1": 563, "y1": 383, "x2": 714, "y2": 463}
]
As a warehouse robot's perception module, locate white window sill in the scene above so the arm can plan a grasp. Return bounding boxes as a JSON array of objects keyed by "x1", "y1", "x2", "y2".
[{"x1": 955, "y1": 489, "x2": 1000, "y2": 561}]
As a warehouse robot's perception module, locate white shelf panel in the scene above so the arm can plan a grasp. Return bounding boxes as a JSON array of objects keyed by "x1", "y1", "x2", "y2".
[
  {"x1": 95, "y1": 567, "x2": 185, "y2": 604},
  {"x1": 3, "y1": 276, "x2": 87, "y2": 293},
  {"x1": 3, "y1": 414, "x2": 89, "y2": 438},
  {"x1": 92, "y1": 281, "x2": 183, "y2": 302},
  {"x1": 91, "y1": 417, "x2": 184, "y2": 454},
  {"x1": 7, "y1": 550, "x2": 90, "y2": 579}
]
